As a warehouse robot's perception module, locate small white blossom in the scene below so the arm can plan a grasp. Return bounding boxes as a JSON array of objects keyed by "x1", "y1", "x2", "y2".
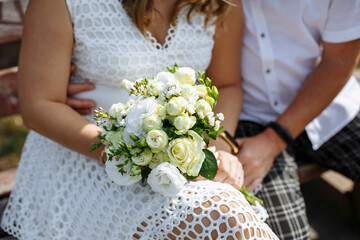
[
  {"x1": 214, "y1": 120, "x2": 221, "y2": 131},
  {"x1": 216, "y1": 113, "x2": 224, "y2": 121},
  {"x1": 208, "y1": 116, "x2": 215, "y2": 126}
]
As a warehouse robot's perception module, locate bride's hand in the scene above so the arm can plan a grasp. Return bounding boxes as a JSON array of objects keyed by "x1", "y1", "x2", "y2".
[{"x1": 195, "y1": 150, "x2": 244, "y2": 190}]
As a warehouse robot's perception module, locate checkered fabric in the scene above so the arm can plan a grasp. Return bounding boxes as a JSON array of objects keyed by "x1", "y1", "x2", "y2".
[
  {"x1": 236, "y1": 112, "x2": 360, "y2": 239},
  {"x1": 235, "y1": 121, "x2": 310, "y2": 240},
  {"x1": 293, "y1": 112, "x2": 360, "y2": 183}
]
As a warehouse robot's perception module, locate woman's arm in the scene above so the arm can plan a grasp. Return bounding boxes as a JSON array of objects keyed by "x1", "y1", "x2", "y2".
[
  {"x1": 206, "y1": 1, "x2": 243, "y2": 152},
  {"x1": 18, "y1": 0, "x2": 103, "y2": 160},
  {"x1": 204, "y1": 1, "x2": 244, "y2": 189}
]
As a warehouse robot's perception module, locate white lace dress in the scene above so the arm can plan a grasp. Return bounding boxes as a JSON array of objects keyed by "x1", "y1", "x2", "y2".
[{"x1": 1, "y1": 0, "x2": 278, "y2": 239}]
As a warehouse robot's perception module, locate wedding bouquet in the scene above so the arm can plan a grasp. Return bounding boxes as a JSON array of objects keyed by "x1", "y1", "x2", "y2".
[{"x1": 92, "y1": 64, "x2": 262, "y2": 205}]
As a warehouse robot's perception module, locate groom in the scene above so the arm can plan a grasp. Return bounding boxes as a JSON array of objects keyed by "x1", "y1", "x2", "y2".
[
  {"x1": 66, "y1": 1, "x2": 360, "y2": 239},
  {"x1": 233, "y1": 1, "x2": 360, "y2": 240}
]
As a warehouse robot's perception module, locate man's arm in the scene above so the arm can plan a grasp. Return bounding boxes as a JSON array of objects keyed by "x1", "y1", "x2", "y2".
[
  {"x1": 66, "y1": 64, "x2": 97, "y2": 115},
  {"x1": 237, "y1": 39, "x2": 360, "y2": 191}
]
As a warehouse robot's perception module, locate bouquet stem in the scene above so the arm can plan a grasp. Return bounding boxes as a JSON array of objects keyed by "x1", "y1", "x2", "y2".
[{"x1": 240, "y1": 187, "x2": 263, "y2": 206}]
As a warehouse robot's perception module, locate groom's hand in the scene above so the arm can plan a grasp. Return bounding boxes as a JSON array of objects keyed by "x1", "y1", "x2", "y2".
[
  {"x1": 66, "y1": 64, "x2": 97, "y2": 115},
  {"x1": 236, "y1": 128, "x2": 286, "y2": 191}
]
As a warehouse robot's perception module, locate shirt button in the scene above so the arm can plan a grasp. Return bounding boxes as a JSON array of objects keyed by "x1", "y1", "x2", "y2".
[
  {"x1": 274, "y1": 101, "x2": 278, "y2": 106},
  {"x1": 260, "y1": 33, "x2": 265, "y2": 38},
  {"x1": 266, "y1": 69, "x2": 271, "y2": 74}
]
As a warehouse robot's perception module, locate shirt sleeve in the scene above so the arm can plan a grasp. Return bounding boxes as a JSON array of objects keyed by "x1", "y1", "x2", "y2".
[{"x1": 322, "y1": 0, "x2": 360, "y2": 43}]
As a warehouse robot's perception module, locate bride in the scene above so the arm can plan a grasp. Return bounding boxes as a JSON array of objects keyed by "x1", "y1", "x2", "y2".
[{"x1": 1, "y1": 0, "x2": 278, "y2": 239}]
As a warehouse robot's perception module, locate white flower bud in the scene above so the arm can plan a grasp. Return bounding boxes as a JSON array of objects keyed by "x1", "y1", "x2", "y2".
[
  {"x1": 132, "y1": 151, "x2": 153, "y2": 166},
  {"x1": 167, "y1": 97, "x2": 185, "y2": 116},
  {"x1": 130, "y1": 165, "x2": 142, "y2": 176},
  {"x1": 148, "y1": 80, "x2": 163, "y2": 97},
  {"x1": 195, "y1": 99, "x2": 212, "y2": 119},
  {"x1": 108, "y1": 103, "x2": 125, "y2": 118},
  {"x1": 142, "y1": 114, "x2": 162, "y2": 132},
  {"x1": 146, "y1": 130, "x2": 169, "y2": 153}
]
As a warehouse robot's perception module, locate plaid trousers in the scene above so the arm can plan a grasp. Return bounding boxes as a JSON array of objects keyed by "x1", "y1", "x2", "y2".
[{"x1": 235, "y1": 112, "x2": 360, "y2": 240}]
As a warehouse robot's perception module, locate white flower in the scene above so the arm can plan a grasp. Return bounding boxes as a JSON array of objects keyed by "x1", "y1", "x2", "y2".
[
  {"x1": 154, "y1": 101, "x2": 166, "y2": 120},
  {"x1": 108, "y1": 103, "x2": 125, "y2": 118},
  {"x1": 105, "y1": 156, "x2": 141, "y2": 186},
  {"x1": 216, "y1": 113, "x2": 224, "y2": 121},
  {"x1": 143, "y1": 114, "x2": 163, "y2": 132},
  {"x1": 148, "y1": 80, "x2": 163, "y2": 97},
  {"x1": 149, "y1": 152, "x2": 170, "y2": 169},
  {"x1": 166, "y1": 97, "x2": 185, "y2": 116},
  {"x1": 146, "y1": 130, "x2": 168, "y2": 153},
  {"x1": 155, "y1": 71, "x2": 177, "y2": 86},
  {"x1": 214, "y1": 120, "x2": 221, "y2": 131},
  {"x1": 132, "y1": 151, "x2": 153, "y2": 166},
  {"x1": 174, "y1": 115, "x2": 196, "y2": 135},
  {"x1": 174, "y1": 67, "x2": 196, "y2": 85},
  {"x1": 130, "y1": 165, "x2": 142, "y2": 176},
  {"x1": 195, "y1": 99, "x2": 212, "y2": 119},
  {"x1": 195, "y1": 85, "x2": 208, "y2": 98},
  {"x1": 186, "y1": 104, "x2": 196, "y2": 115},
  {"x1": 147, "y1": 162, "x2": 187, "y2": 196},
  {"x1": 208, "y1": 116, "x2": 215, "y2": 126},
  {"x1": 180, "y1": 84, "x2": 198, "y2": 103},
  {"x1": 104, "y1": 130, "x2": 124, "y2": 149},
  {"x1": 124, "y1": 97, "x2": 157, "y2": 145},
  {"x1": 120, "y1": 79, "x2": 135, "y2": 94},
  {"x1": 167, "y1": 130, "x2": 205, "y2": 176}
]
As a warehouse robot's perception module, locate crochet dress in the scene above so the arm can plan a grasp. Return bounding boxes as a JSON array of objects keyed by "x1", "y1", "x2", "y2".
[{"x1": 1, "y1": 0, "x2": 278, "y2": 239}]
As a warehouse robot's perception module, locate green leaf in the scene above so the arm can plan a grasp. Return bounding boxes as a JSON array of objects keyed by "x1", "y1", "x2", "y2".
[
  {"x1": 199, "y1": 149, "x2": 218, "y2": 180},
  {"x1": 207, "y1": 126, "x2": 224, "y2": 140}
]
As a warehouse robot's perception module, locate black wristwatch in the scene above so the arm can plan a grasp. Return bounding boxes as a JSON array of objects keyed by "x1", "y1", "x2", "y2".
[{"x1": 266, "y1": 122, "x2": 293, "y2": 145}]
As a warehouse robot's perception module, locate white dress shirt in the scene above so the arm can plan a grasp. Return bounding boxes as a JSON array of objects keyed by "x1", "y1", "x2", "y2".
[{"x1": 240, "y1": 0, "x2": 360, "y2": 149}]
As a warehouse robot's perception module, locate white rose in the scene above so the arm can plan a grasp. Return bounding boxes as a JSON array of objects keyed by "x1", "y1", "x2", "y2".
[
  {"x1": 147, "y1": 162, "x2": 187, "y2": 196},
  {"x1": 174, "y1": 67, "x2": 196, "y2": 85},
  {"x1": 132, "y1": 151, "x2": 153, "y2": 166},
  {"x1": 149, "y1": 152, "x2": 170, "y2": 169},
  {"x1": 104, "y1": 130, "x2": 124, "y2": 149},
  {"x1": 124, "y1": 97, "x2": 157, "y2": 145},
  {"x1": 148, "y1": 80, "x2": 163, "y2": 97},
  {"x1": 167, "y1": 130, "x2": 205, "y2": 176},
  {"x1": 166, "y1": 97, "x2": 185, "y2": 116},
  {"x1": 146, "y1": 130, "x2": 168, "y2": 153},
  {"x1": 108, "y1": 103, "x2": 125, "y2": 118},
  {"x1": 105, "y1": 156, "x2": 141, "y2": 186},
  {"x1": 143, "y1": 114, "x2": 163, "y2": 132},
  {"x1": 195, "y1": 99, "x2": 212, "y2": 119}
]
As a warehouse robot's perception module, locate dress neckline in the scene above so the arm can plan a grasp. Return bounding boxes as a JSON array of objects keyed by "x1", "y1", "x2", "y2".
[{"x1": 118, "y1": 1, "x2": 182, "y2": 51}]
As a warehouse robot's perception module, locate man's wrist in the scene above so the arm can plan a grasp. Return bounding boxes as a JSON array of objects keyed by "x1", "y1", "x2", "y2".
[{"x1": 266, "y1": 122, "x2": 294, "y2": 146}]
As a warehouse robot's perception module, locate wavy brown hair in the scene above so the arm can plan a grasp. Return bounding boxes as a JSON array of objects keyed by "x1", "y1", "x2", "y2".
[{"x1": 121, "y1": 0, "x2": 233, "y2": 34}]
